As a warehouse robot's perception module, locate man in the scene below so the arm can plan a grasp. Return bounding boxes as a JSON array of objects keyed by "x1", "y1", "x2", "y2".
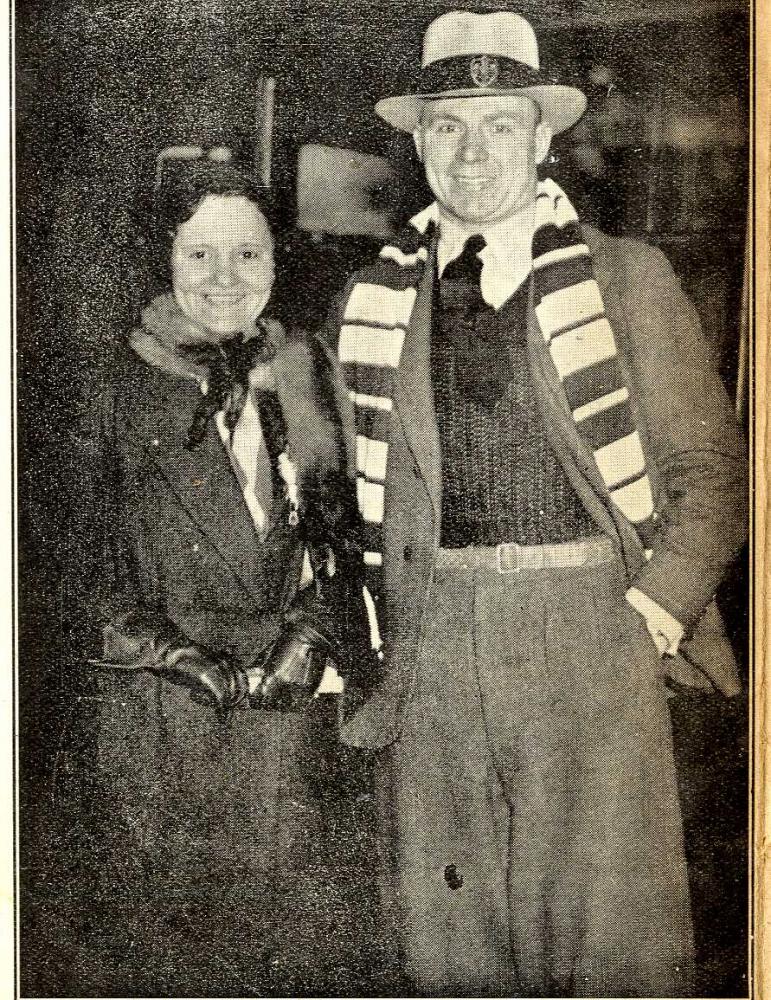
[{"x1": 327, "y1": 10, "x2": 747, "y2": 997}]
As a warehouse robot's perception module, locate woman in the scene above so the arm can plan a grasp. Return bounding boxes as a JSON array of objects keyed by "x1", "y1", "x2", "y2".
[{"x1": 73, "y1": 158, "x2": 379, "y2": 995}]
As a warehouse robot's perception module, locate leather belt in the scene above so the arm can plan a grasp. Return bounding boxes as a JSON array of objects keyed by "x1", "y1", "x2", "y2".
[{"x1": 436, "y1": 536, "x2": 616, "y2": 574}]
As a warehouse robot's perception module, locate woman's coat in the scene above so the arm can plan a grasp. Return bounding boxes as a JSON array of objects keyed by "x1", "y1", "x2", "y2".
[{"x1": 67, "y1": 333, "x2": 370, "y2": 993}]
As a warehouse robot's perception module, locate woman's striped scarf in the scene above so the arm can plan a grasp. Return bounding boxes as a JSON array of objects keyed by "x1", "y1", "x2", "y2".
[{"x1": 338, "y1": 178, "x2": 656, "y2": 648}]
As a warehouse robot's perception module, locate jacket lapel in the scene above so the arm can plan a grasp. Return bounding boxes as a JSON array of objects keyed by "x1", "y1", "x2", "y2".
[
  {"x1": 128, "y1": 375, "x2": 272, "y2": 599},
  {"x1": 392, "y1": 254, "x2": 441, "y2": 521}
]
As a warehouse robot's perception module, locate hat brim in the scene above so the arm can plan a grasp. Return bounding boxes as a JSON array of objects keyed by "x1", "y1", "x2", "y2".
[{"x1": 375, "y1": 85, "x2": 587, "y2": 136}]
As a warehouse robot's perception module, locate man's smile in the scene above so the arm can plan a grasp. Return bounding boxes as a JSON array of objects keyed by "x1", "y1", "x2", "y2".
[
  {"x1": 201, "y1": 293, "x2": 247, "y2": 306},
  {"x1": 451, "y1": 175, "x2": 494, "y2": 188}
]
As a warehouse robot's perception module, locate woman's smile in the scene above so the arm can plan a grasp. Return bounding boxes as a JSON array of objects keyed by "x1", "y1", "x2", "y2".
[{"x1": 172, "y1": 195, "x2": 275, "y2": 336}]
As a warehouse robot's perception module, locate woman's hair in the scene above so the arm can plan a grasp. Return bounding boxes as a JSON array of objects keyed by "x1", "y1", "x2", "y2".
[{"x1": 148, "y1": 159, "x2": 275, "y2": 286}]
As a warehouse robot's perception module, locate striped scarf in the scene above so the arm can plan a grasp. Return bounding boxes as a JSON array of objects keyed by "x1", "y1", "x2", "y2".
[{"x1": 339, "y1": 178, "x2": 655, "y2": 647}]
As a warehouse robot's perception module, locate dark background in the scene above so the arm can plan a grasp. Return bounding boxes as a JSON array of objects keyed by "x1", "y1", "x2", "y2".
[{"x1": 16, "y1": 1, "x2": 750, "y2": 995}]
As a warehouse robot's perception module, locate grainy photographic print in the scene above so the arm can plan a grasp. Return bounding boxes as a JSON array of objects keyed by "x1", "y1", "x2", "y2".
[{"x1": 14, "y1": 1, "x2": 762, "y2": 997}]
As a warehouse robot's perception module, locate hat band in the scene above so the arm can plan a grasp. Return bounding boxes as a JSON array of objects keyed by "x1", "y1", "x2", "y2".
[{"x1": 418, "y1": 55, "x2": 553, "y2": 95}]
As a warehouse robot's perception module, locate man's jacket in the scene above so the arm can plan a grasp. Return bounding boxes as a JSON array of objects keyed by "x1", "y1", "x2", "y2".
[{"x1": 325, "y1": 225, "x2": 748, "y2": 750}]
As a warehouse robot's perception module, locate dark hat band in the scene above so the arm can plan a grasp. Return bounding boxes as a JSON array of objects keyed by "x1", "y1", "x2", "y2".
[{"x1": 418, "y1": 55, "x2": 556, "y2": 95}]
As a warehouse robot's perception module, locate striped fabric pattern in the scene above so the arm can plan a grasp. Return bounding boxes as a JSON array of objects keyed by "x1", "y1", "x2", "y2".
[
  {"x1": 338, "y1": 180, "x2": 655, "y2": 649},
  {"x1": 340, "y1": 283, "x2": 421, "y2": 616},
  {"x1": 532, "y1": 178, "x2": 655, "y2": 533},
  {"x1": 338, "y1": 214, "x2": 437, "y2": 633}
]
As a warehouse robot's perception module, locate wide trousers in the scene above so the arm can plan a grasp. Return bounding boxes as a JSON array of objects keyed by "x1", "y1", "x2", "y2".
[{"x1": 380, "y1": 544, "x2": 695, "y2": 997}]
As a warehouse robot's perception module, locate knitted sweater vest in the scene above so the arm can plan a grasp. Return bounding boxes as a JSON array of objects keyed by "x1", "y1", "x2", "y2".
[{"x1": 433, "y1": 274, "x2": 597, "y2": 547}]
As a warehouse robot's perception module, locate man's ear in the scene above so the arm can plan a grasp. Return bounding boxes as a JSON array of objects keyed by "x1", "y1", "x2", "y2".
[
  {"x1": 413, "y1": 131, "x2": 424, "y2": 162},
  {"x1": 534, "y1": 121, "x2": 553, "y2": 166}
]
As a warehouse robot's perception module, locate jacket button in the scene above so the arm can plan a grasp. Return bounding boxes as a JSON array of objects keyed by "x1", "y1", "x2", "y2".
[{"x1": 403, "y1": 545, "x2": 413, "y2": 561}]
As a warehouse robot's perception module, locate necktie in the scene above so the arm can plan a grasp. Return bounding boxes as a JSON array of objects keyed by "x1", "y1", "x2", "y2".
[
  {"x1": 439, "y1": 235, "x2": 513, "y2": 407},
  {"x1": 442, "y1": 233, "x2": 486, "y2": 287}
]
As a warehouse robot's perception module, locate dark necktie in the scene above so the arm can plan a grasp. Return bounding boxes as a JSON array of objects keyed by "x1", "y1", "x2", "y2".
[
  {"x1": 441, "y1": 233, "x2": 486, "y2": 287},
  {"x1": 439, "y1": 235, "x2": 513, "y2": 407}
]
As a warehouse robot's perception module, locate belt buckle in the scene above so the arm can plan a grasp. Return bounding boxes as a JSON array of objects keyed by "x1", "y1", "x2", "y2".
[{"x1": 496, "y1": 542, "x2": 521, "y2": 574}]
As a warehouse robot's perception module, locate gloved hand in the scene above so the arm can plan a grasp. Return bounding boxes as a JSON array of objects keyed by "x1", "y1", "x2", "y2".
[
  {"x1": 150, "y1": 642, "x2": 249, "y2": 720},
  {"x1": 99, "y1": 609, "x2": 249, "y2": 720},
  {"x1": 246, "y1": 613, "x2": 334, "y2": 713},
  {"x1": 102, "y1": 609, "x2": 185, "y2": 668}
]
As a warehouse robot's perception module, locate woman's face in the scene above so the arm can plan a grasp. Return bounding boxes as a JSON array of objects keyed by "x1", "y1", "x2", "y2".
[{"x1": 171, "y1": 194, "x2": 275, "y2": 336}]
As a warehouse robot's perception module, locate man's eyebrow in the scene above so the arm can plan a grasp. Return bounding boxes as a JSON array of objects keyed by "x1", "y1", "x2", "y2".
[
  {"x1": 486, "y1": 111, "x2": 534, "y2": 122},
  {"x1": 425, "y1": 111, "x2": 462, "y2": 123},
  {"x1": 424, "y1": 109, "x2": 535, "y2": 125}
]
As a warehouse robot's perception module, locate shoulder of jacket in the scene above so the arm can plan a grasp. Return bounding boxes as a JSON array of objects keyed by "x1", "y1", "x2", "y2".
[
  {"x1": 92, "y1": 341, "x2": 145, "y2": 407},
  {"x1": 104, "y1": 338, "x2": 204, "y2": 447},
  {"x1": 74, "y1": 341, "x2": 146, "y2": 444},
  {"x1": 109, "y1": 336, "x2": 181, "y2": 381},
  {"x1": 111, "y1": 340, "x2": 186, "y2": 405},
  {"x1": 582, "y1": 225, "x2": 675, "y2": 285}
]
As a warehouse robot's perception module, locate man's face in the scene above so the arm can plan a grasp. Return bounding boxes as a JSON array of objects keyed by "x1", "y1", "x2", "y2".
[
  {"x1": 414, "y1": 94, "x2": 552, "y2": 227},
  {"x1": 172, "y1": 194, "x2": 275, "y2": 336}
]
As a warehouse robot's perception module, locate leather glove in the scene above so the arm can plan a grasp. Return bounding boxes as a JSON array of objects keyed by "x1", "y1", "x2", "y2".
[
  {"x1": 99, "y1": 609, "x2": 249, "y2": 720},
  {"x1": 102, "y1": 609, "x2": 185, "y2": 668},
  {"x1": 246, "y1": 615, "x2": 333, "y2": 713},
  {"x1": 150, "y1": 643, "x2": 249, "y2": 720}
]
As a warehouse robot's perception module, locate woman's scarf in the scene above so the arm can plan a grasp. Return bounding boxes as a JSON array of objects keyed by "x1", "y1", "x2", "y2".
[
  {"x1": 129, "y1": 293, "x2": 285, "y2": 450},
  {"x1": 338, "y1": 178, "x2": 656, "y2": 648},
  {"x1": 128, "y1": 294, "x2": 357, "y2": 561}
]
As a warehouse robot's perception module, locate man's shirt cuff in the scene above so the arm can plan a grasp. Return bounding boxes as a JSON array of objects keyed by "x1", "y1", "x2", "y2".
[{"x1": 625, "y1": 587, "x2": 684, "y2": 656}]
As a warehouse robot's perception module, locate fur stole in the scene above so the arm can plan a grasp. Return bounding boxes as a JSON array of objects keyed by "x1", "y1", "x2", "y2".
[{"x1": 129, "y1": 294, "x2": 356, "y2": 550}]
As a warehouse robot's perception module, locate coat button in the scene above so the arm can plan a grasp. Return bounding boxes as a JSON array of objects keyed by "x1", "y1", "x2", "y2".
[
  {"x1": 403, "y1": 545, "x2": 413, "y2": 562},
  {"x1": 192, "y1": 543, "x2": 200, "y2": 553}
]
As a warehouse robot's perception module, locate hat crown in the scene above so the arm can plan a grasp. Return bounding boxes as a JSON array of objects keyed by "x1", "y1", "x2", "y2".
[
  {"x1": 422, "y1": 11, "x2": 540, "y2": 71},
  {"x1": 374, "y1": 8, "x2": 586, "y2": 136}
]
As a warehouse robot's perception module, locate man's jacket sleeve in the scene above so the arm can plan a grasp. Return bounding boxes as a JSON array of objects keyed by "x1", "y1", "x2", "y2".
[{"x1": 612, "y1": 239, "x2": 748, "y2": 635}]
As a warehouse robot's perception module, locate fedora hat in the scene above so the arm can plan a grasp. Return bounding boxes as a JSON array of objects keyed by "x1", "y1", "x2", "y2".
[{"x1": 375, "y1": 11, "x2": 586, "y2": 135}]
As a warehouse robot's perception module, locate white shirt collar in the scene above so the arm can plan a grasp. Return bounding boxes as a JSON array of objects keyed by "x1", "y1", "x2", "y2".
[{"x1": 435, "y1": 206, "x2": 536, "y2": 309}]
